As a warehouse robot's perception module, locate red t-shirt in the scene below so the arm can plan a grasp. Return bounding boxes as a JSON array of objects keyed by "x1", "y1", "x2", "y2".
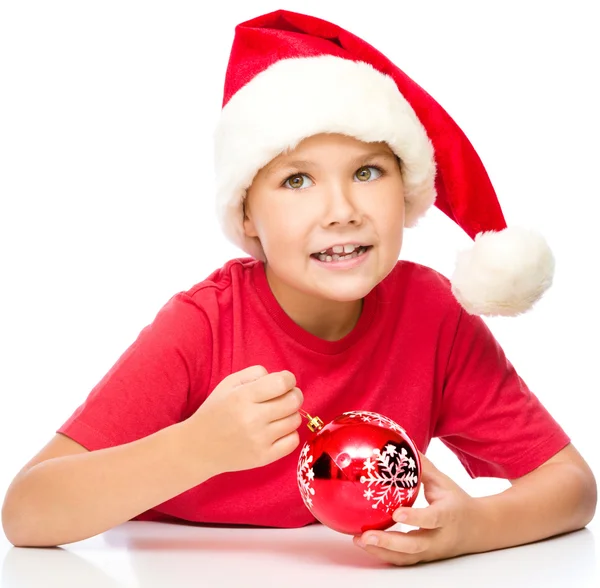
[{"x1": 58, "y1": 257, "x2": 570, "y2": 527}]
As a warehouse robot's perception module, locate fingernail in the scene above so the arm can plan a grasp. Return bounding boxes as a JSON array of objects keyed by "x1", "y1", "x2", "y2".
[
  {"x1": 365, "y1": 535, "x2": 378, "y2": 546},
  {"x1": 394, "y1": 511, "x2": 407, "y2": 522}
]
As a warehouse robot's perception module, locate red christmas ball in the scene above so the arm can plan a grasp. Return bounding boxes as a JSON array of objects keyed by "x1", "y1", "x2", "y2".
[{"x1": 297, "y1": 410, "x2": 421, "y2": 535}]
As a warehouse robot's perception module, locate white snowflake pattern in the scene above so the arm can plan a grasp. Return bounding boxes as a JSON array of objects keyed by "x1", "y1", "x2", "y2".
[
  {"x1": 342, "y1": 410, "x2": 406, "y2": 435},
  {"x1": 360, "y1": 446, "x2": 418, "y2": 513},
  {"x1": 297, "y1": 443, "x2": 316, "y2": 508},
  {"x1": 363, "y1": 457, "x2": 376, "y2": 472}
]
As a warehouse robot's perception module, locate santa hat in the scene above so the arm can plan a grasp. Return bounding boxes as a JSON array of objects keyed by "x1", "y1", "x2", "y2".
[{"x1": 213, "y1": 9, "x2": 554, "y2": 317}]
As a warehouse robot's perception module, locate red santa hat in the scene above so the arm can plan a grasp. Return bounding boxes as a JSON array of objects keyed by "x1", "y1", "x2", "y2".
[{"x1": 213, "y1": 9, "x2": 555, "y2": 317}]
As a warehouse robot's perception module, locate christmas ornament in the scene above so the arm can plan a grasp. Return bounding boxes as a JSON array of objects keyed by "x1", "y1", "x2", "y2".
[{"x1": 296, "y1": 409, "x2": 421, "y2": 535}]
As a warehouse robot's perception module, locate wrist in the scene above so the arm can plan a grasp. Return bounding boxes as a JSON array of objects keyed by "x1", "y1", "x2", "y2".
[
  {"x1": 168, "y1": 419, "x2": 222, "y2": 485},
  {"x1": 467, "y1": 494, "x2": 507, "y2": 554},
  {"x1": 455, "y1": 495, "x2": 498, "y2": 556}
]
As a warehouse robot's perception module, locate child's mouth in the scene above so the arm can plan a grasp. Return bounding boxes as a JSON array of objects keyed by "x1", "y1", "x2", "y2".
[{"x1": 311, "y1": 245, "x2": 373, "y2": 263}]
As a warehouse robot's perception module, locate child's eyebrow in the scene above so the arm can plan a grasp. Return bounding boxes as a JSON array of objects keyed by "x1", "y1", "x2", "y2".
[
  {"x1": 264, "y1": 159, "x2": 315, "y2": 177},
  {"x1": 358, "y1": 150, "x2": 398, "y2": 165},
  {"x1": 265, "y1": 150, "x2": 397, "y2": 177}
]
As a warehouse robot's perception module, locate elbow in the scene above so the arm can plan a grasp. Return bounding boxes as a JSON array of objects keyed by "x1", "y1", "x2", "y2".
[
  {"x1": 2, "y1": 496, "x2": 28, "y2": 548},
  {"x1": 2, "y1": 507, "x2": 59, "y2": 549},
  {"x1": 3, "y1": 525, "x2": 35, "y2": 549},
  {"x1": 544, "y1": 445, "x2": 598, "y2": 532},
  {"x1": 2, "y1": 496, "x2": 34, "y2": 548},
  {"x1": 577, "y1": 464, "x2": 597, "y2": 529},
  {"x1": 561, "y1": 458, "x2": 598, "y2": 532},
  {"x1": 2, "y1": 483, "x2": 59, "y2": 548}
]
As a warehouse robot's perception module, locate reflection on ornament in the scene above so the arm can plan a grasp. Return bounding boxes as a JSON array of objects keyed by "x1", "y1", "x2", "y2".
[{"x1": 297, "y1": 410, "x2": 421, "y2": 535}]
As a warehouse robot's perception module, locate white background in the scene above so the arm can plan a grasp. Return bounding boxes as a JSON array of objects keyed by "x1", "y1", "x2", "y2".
[{"x1": 1, "y1": 0, "x2": 598, "y2": 545}]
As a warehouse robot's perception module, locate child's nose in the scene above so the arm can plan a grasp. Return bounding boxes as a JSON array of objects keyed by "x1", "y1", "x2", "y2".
[{"x1": 322, "y1": 183, "x2": 361, "y2": 225}]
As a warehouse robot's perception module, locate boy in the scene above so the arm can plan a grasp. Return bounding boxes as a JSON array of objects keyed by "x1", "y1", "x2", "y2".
[{"x1": 2, "y1": 10, "x2": 596, "y2": 565}]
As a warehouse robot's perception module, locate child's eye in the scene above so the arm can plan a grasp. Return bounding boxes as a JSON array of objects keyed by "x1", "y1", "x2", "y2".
[
  {"x1": 355, "y1": 166, "x2": 383, "y2": 182},
  {"x1": 283, "y1": 173, "x2": 314, "y2": 190}
]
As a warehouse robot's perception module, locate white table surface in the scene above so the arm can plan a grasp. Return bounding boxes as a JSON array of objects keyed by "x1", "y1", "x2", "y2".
[{"x1": 1, "y1": 518, "x2": 598, "y2": 588}]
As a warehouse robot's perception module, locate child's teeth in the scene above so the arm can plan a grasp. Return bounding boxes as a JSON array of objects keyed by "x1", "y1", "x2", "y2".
[
  {"x1": 317, "y1": 246, "x2": 366, "y2": 263},
  {"x1": 330, "y1": 244, "x2": 358, "y2": 255}
]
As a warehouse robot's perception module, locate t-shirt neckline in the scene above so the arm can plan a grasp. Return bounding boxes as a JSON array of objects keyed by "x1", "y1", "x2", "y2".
[{"x1": 251, "y1": 260, "x2": 379, "y2": 355}]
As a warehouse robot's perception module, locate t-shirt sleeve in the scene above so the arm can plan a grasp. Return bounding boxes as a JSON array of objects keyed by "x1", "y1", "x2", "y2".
[
  {"x1": 434, "y1": 307, "x2": 570, "y2": 479},
  {"x1": 57, "y1": 292, "x2": 212, "y2": 451}
]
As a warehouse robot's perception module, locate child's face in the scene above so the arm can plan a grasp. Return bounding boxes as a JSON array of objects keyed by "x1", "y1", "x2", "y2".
[{"x1": 243, "y1": 133, "x2": 405, "y2": 305}]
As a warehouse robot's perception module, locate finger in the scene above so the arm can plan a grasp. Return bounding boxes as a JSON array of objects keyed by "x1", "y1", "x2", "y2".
[
  {"x1": 353, "y1": 538, "x2": 421, "y2": 566},
  {"x1": 269, "y1": 429, "x2": 301, "y2": 460},
  {"x1": 354, "y1": 529, "x2": 434, "y2": 564},
  {"x1": 392, "y1": 505, "x2": 443, "y2": 529},
  {"x1": 268, "y1": 410, "x2": 303, "y2": 439},
  {"x1": 418, "y1": 452, "x2": 439, "y2": 476},
  {"x1": 358, "y1": 528, "x2": 431, "y2": 554},
  {"x1": 250, "y1": 370, "x2": 297, "y2": 402},
  {"x1": 261, "y1": 387, "x2": 303, "y2": 421},
  {"x1": 231, "y1": 365, "x2": 268, "y2": 386},
  {"x1": 418, "y1": 452, "x2": 453, "y2": 487}
]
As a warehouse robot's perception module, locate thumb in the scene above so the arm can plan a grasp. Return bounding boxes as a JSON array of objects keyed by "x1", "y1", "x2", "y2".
[{"x1": 418, "y1": 451, "x2": 453, "y2": 489}]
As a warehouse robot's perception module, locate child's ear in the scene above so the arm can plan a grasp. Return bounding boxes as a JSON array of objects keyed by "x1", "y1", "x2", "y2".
[
  {"x1": 242, "y1": 199, "x2": 258, "y2": 238},
  {"x1": 243, "y1": 218, "x2": 258, "y2": 238}
]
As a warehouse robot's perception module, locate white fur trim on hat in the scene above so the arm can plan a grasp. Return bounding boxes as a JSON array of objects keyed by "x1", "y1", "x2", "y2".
[
  {"x1": 214, "y1": 55, "x2": 436, "y2": 261},
  {"x1": 451, "y1": 227, "x2": 555, "y2": 316}
]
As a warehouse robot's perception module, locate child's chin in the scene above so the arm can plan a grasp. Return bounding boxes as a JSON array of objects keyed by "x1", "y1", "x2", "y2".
[{"x1": 317, "y1": 277, "x2": 374, "y2": 300}]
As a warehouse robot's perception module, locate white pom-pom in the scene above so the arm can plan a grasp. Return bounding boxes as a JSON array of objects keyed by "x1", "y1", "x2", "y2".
[{"x1": 450, "y1": 227, "x2": 555, "y2": 317}]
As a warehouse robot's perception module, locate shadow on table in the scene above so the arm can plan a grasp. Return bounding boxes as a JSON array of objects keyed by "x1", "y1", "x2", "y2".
[
  {"x1": 103, "y1": 521, "x2": 598, "y2": 584},
  {"x1": 119, "y1": 520, "x2": 395, "y2": 564},
  {"x1": 2, "y1": 523, "x2": 597, "y2": 587},
  {"x1": 1, "y1": 545, "x2": 124, "y2": 587}
]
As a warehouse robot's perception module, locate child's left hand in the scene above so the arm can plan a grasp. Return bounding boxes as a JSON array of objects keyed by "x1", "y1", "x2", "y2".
[{"x1": 353, "y1": 453, "x2": 482, "y2": 566}]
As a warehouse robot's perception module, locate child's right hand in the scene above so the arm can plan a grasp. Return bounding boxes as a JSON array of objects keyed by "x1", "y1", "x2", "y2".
[{"x1": 181, "y1": 365, "x2": 304, "y2": 475}]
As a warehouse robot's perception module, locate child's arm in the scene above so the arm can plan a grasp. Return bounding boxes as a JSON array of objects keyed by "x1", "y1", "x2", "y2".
[
  {"x1": 352, "y1": 444, "x2": 596, "y2": 565},
  {"x1": 2, "y1": 425, "x2": 211, "y2": 548},
  {"x1": 2, "y1": 366, "x2": 303, "y2": 548},
  {"x1": 473, "y1": 443, "x2": 596, "y2": 550}
]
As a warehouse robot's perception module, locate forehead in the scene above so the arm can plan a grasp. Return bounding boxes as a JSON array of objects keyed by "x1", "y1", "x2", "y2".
[
  {"x1": 264, "y1": 133, "x2": 395, "y2": 170},
  {"x1": 286, "y1": 132, "x2": 392, "y2": 155}
]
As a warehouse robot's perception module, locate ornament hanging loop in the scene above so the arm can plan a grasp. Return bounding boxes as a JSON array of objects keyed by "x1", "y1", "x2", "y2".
[{"x1": 299, "y1": 409, "x2": 324, "y2": 432}]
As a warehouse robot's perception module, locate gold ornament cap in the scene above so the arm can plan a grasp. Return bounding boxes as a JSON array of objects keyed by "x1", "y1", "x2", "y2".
[{"x1": 300, "y1": 409, "x2": 324, "y2": 432}]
